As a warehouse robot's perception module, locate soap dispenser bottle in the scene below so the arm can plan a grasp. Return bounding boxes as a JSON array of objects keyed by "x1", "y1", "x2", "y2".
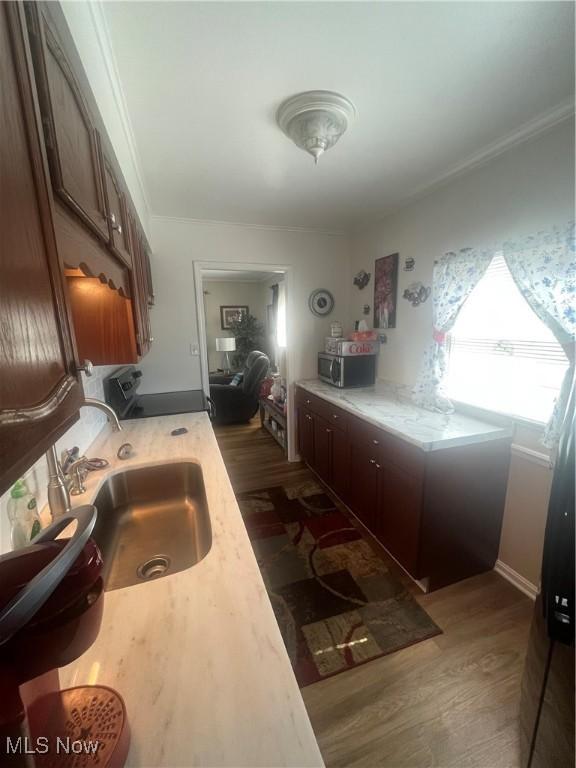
[{"x1": 6, "y1": 478, "x2": 41, "y2": 550}]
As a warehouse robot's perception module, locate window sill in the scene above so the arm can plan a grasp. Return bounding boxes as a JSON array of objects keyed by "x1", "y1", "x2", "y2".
[{"x1": 451, "y1": 398, "x2": 546, "y2": 433}]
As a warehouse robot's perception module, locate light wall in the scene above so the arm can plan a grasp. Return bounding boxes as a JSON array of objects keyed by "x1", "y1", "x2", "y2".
[
  {"x1": 349, "y1": 119, "x2": 574, "y2": 387},
  {"x1": 138, "y1": 218, "x2": 351, "y2": 394},
  {"x1": 348, "y1": 118, "x2": 574, "y2": 592},
  {"x1": 203, "y1": 280, "x2": 270, "y2": 371}
]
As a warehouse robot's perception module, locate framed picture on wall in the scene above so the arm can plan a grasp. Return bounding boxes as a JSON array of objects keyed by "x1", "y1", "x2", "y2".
[
  {"x1": 220, "y1": 305, "x2": 249, "y2": 330},
  {"x1": 374, "y1": 253, "x2": 399, "y2": 329}
]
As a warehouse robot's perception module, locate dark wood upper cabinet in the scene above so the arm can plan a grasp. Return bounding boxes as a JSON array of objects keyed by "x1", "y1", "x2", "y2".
[
  {"x1": 128, "y1": 212, "x2": 152, "y2": 357},
  {"x1": 25, "y1": 4, "x2": 109, "y2": 243},
  {"x1": 0, "y1": 2, "x2": 84, "y2": 496},
  {"x1": 142, "y1": 245, "x2": 155, "y2": 306},
  {"x1": 22, "y1": 1, "x2": 155, "y2": 367},
  {"x1": 101, "y1": 146, "x2": 132, "y2": 267}
]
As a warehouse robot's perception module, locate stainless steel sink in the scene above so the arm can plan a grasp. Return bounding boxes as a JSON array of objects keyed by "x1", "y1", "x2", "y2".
[{"x1": 90, "y1": 462, "x2": 212, "y2": 591}]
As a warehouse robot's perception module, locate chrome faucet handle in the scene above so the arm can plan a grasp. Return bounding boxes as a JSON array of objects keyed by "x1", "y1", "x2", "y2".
[
  {"x1": 60, "y1": 446, "x2": 79, "y2": 474},
  {"x1": 68, "y1": 457, "x2": 90, "y2": 496}
]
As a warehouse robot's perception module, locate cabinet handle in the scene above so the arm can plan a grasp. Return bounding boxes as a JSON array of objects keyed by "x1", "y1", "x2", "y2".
[
  {"x1": 109, "y1": 212, "x2": 122, "y2": 233},
  {"x1": 306, "y1": 414, "x2": 312, "y2": 421},
  {"x1": 306, "y1": 399, "x2": 311, "y2": 405},
  {"x1": 76, "y1": 360, "x2": 94, "y2": 377},
  {"x1": 332, "y1": 414, "x2": 339, "y2": 420},
  {"x1": 372, "y1": 439, "x2": 379, "y2": 445},
  {"x1": 326, "y1": 428, "x2": 332, "y2": 434},
  {"x1": 375, "y1": 463, "x2": 381, "y2": 470},
  {"x1": 369, "y1": 458, "x2": 376, "y2": 465},
  {"x1": 148, "y1": 336, "x2": 154, "y2": 343}
]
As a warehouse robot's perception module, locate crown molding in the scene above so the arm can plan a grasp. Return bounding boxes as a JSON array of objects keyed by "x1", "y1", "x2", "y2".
[
  {"x1": 362, "y1": 98, "x2": 575, "y2": 229},
  {"x1": 87, "y1": 1, "x2": 152, "y2": 228},
  {"x1": 150, "y1": 214, "x2": 348, "y2": 237}
]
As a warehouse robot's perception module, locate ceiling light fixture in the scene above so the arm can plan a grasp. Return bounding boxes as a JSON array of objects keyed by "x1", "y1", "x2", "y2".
[{"x1": 276, "y1": 90, "x2": 357, "y2": 164}]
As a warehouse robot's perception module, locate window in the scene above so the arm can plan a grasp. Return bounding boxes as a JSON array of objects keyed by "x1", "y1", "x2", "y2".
[
  {"x1": 445, "y1": 253, "x2": 569, "y2": 423},
  {"x1": 276, "y1": 281, "x2": 287, "y2": 349}
]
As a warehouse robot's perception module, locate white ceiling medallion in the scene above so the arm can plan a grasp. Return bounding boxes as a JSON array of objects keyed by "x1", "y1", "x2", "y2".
[{"x1": 276, "y1": 90, "x2": 357, "y2": 164}]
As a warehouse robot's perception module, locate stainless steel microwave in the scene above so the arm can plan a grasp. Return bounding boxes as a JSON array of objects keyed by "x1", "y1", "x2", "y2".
[{"x1": 318, "y1": 352, "x2": 376, "y2": 388}]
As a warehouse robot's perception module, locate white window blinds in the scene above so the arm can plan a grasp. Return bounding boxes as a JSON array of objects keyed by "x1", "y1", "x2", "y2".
[{"x1": 445, "y1": 253, "x2": 569, "y2": 423}]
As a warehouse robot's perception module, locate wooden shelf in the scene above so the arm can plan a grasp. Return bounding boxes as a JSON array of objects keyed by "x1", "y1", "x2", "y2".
[{"x1": 259, "y1": 397, "x2": 287, "y2": 454}]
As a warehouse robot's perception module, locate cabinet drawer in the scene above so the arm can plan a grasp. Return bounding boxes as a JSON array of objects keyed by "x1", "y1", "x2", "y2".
[
  {"x1": 380, "y1": 432, "x2": 426, "y2": 483},
  {"x1": 295, "y1": 388, "x2": 348, "y2": 431},
  {"x1": 317, "y1": 401, "x2": 349, "y2": 432},
  {"x1": 349, "y1": 415, "x2": 385, "y2": 448},
  {"x1": 349, "y1": 414, "x2": 425, "y2": 482}
]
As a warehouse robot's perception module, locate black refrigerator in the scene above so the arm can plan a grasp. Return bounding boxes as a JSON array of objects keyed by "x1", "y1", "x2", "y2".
[{"x1": 519, "y1": 376, "x2": 575, "y2": 767}]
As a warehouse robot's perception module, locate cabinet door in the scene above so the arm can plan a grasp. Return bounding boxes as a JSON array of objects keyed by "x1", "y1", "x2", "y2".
[
  {"x1": 142, "y1": 244, "x2": 155, "y2": 306},
  {"x1": 298, "y1": 407, "x2": 315, "y2": 466},
  {"x1": 102, "y1": 148, "x2": 131, "y2": 266},
  {"x1": 331, "y1": 427, "x2": 350, "y2": 502},
  {"x1": 0, "y1": 3, "x2": 83, "y2": 495},
  {"x1": 349, "y1": 438, "x2": 379, "y2": 531},
  {"x1": 313, "y1": 416, "x2": 332, "y2": 484},
  {"x1": 25, "y1": 5, "x2": 109, "y2": 242},
  {"x1": 128, "y1": 212, "x2": 152, "y2": 357},
  {"x1": 378, "y1": 462, "x2": 423, "y2": 576}
]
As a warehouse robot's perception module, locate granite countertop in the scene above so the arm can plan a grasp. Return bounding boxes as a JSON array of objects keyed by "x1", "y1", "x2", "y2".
[
  {"x1": 58, "y1": 413, "x2": 323, "y2": 768},
  {"x1": 296, "y1": 379, "x2": 513, "y2": 451}
]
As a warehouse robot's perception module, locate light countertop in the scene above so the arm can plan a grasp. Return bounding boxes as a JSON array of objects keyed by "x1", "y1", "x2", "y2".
[
  {"x1": 58, "y1": 413, "x2": 323, "y2": 768},
  {"x1": 296, "y1": 379, "x2": 513, "y2": 451}
]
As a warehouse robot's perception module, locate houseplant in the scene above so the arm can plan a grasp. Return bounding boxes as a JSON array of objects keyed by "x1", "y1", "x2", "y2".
[{"x1": 228, "y1": 313, "x2": 266, "y2": 369}]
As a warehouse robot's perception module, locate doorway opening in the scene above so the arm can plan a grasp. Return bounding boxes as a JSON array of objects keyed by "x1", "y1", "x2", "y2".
[{"x1": 195, "y1": 264, "x2": 290, "y2": 457}]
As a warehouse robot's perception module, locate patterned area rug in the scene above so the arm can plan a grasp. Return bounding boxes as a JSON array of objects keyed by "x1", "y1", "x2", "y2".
[{"x1": 237, "y1": 481, "x2": 442, "y2": 687}]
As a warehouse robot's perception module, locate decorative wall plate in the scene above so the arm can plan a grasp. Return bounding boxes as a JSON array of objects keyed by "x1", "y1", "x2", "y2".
[
  {"x1": 308, "y1": 289, "x2": 335, "y2": 317},
  {"x1": 403, "y1": 282, "x2": 431, "y2": 306},
  {"x1": 353, "y1": 269, "x2": 371, "y2": 289}
]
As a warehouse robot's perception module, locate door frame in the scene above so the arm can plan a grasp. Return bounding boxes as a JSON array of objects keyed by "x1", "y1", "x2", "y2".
[{"x1": 193, "y1": 260, "x2": 297, "y2": 460}]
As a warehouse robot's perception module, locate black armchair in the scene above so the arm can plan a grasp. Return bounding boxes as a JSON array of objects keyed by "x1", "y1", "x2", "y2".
[
  {"x1": 209, "y1": 352, "x2": 270, "y2": 425},
  {"x1": 208, "y1": 350, "x2": 264, "y2": 387}
]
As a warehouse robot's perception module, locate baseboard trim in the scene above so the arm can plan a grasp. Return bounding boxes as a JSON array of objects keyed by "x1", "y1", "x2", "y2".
[{"x1": 494, "y1": 559, "x2": 538, "y2": 600}]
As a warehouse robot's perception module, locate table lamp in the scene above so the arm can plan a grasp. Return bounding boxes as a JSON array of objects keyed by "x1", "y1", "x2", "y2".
[{"x1": 215, "y1": 337, "x2": 236, "y2": 372}]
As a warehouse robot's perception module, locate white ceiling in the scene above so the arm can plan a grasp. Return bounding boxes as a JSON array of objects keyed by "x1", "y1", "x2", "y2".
[
  {"x1": 202, "y1": 269, "x2": 280, "y2": 282},
  {"x1": 104, "y1": 1, "x2": 574, "y2": 231}
]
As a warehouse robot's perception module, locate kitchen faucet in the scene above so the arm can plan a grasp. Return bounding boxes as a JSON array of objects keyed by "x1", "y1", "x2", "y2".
[{"x1": 46, "y1": 398, "x2": 122, "y2": 519}]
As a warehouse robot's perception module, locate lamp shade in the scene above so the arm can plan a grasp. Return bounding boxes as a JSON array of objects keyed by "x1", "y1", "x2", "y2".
[{"x1": 215, "y1": 337, "x2": 236, "y2": 352}]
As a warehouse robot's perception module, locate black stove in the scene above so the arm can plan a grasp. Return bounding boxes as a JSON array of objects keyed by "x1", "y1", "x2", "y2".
[{"x1": 104, "y1": 366, "x2": 208, "y2": 420}]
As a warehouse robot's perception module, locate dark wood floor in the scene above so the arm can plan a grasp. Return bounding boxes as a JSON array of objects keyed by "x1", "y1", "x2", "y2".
[{"x1": 214, "y1": 418, "x2": 534, "y2": 768}]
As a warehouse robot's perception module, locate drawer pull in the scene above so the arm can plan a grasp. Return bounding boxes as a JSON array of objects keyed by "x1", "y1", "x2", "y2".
[
  {"x1": 372, "y1": 439, "x2": 379, "y2": 445},
  {"x1": 332, "y1": 414, "x2": 339, "y2": 419},
  {"x1": 306, "y1": 399, "x2": 311, "y2": 405},
  {"x1": 305, "y1": 414, "x2": 312, "y2": 421},
  {"x1": 326, "y1": 428, "x2": 332, "y2": 434},
  {"x1": 375, "y1": 463, "x2": 381, "y2": 470},
  {"x1": 369, "y1": 458, "x2": 376, "y2": 465}
]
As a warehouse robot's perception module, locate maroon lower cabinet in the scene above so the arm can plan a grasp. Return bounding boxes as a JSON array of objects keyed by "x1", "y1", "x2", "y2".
[
  {"x1": 378, "y1": 460, "x2": 423, "y2": 578},
  {"x1": 297, "y1": 405, "x2": 315, "y2": 467},
  {"x1": 313, "y1": 415, "x2": 333, "y2": 485},
  {"x1": 348, "y1": 438, "x2": 379, "y2": 531},
  {"x1": 296, "y1": 386, "x2": 511, "y2": 591},
  {"x1": 331, "y1": 426, "x2": 350, "y2": 503},
  {"x1": 418, "y1": 439, "x2": 511, "y2": 590}
]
